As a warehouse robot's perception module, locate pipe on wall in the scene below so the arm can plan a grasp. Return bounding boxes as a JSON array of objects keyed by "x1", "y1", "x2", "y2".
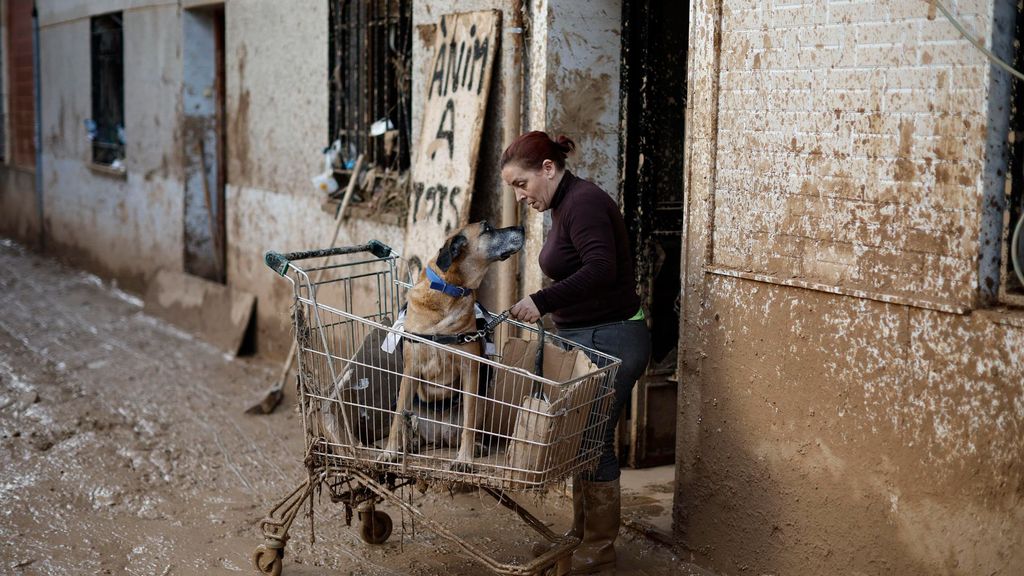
[{"x1": 498, "y1": 0, "x2": 525, "y2": 312}]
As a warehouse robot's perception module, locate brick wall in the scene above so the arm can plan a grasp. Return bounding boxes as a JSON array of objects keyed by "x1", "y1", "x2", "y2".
[
  {"x1": 710, "y1": 0, "x2": 990, "y2": 307},
  {"x1": 7, "y1": 0, "x2": 34, "y2": 169}
]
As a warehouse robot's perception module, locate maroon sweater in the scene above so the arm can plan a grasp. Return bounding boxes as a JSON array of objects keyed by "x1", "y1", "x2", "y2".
[{"x1": 530, "y1": 172, "x2": 641, "y2": 329}]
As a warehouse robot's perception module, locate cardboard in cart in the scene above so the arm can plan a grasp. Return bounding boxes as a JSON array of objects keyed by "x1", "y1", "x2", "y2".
[{"x1": 487, "y1": 338, "x2": 604, "y2": 485}]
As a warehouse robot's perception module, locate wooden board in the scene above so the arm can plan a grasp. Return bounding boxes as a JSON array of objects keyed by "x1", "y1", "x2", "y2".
[
  {"x1": 144, "y1": 269, "x2": 255, "y2": 356},
  {"x1": 403, "y1": 10, "x2": 500, "y2": 275}
]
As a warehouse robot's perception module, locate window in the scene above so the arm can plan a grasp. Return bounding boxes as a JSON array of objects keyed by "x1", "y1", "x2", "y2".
[
  {"x1": 328, "y1": 0, "x2": 412, "y2": 174},
  {"x1": 90, "y1": 13, "x2": 124, "y2": 166}
]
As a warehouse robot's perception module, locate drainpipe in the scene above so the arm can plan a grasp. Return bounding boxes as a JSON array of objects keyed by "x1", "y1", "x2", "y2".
[
  {"x1": 498, "y1": 0, "x2": 525, "y2": 312},
  {"x1": 32, "y1": 2, "x2": 43, "y2": 249}
]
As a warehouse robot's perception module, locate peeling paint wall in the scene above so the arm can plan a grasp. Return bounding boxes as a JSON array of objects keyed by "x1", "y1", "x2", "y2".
[{"x1": 678, "y1": 1, "x2": 1024, "y2": 575}]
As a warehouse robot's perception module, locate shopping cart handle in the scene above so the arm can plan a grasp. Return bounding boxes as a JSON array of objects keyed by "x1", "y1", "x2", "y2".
[
  {"x1": 265, "y1": 251, "x2": 291, "y2": 276},
  {"x1": 264, "y1": 241, "x2": 396, "y2": 276}
]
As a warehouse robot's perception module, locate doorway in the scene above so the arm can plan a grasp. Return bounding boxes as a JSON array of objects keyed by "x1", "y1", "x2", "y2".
[
  {"x1": 619, "y1": 0, "x2": 688, "y2": 468},
  {"x1": 183, "y1": 5, "x2": 226, "y2": 283}
]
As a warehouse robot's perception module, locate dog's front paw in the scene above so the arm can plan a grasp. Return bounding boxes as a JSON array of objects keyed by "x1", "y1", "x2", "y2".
[
  {"x1": 375, "y1": 449, "x2": 403, "y2": 465},
  {"x1": 447, "y1": 456, "x2": 475, "y2": 474},
  {"x1": 473, "y1": 441, "x2": 490, "y2": 458}
]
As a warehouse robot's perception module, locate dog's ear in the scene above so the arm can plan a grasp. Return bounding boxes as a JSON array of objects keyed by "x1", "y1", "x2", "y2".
[{"x1": 436, "y1": 233, "x2": 468, "y2": 272}]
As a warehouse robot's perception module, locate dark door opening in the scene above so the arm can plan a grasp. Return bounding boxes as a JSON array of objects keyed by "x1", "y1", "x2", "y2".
[
  {"x1": 183, "y1": 5, "x2": 226, "y2": 283},
  {"x1": 619, "y1": 0, "x2": 688, "y2": 468}
]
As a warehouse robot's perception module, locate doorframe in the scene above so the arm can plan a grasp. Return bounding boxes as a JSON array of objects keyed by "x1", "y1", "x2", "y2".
[{"x1": 618, "y1": 0, "x2": 689, "y2": 469}]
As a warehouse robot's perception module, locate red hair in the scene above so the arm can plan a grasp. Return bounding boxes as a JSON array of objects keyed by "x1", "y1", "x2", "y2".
[{"x1": 500, "y1": 131, "x2": 576, "y2": 171}]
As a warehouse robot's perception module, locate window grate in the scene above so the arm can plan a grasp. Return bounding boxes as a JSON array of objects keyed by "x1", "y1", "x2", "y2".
[{"x1": 329, "y1": 0, "x2": 412, "y2": 172}]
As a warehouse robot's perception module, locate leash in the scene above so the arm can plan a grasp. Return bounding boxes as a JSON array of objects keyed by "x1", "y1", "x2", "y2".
[{"x1": 406, "y1": 306, "x2": 512, "y2": 346}]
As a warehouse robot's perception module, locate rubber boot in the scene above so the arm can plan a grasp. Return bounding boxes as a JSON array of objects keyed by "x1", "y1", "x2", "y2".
[
  {"x1": 532, "y1": 477, "x2": 585, "y2": 557},
  {"x1": 570, "y1": 478, "x2": 620, "y2": 575}
]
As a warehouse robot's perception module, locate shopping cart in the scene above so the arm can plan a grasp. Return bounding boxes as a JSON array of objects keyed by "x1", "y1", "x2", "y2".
[{"x1": 252, "y1": 241, "x2": 620, "y2": 576}]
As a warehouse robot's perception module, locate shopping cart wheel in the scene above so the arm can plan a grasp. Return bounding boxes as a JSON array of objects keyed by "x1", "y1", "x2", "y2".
[
  {"x1": 359, "y1": 510, "x2": 393, "y2": 544},
  {"x1": 252, "y1": 544, "x2": 283, "y2": 576}
]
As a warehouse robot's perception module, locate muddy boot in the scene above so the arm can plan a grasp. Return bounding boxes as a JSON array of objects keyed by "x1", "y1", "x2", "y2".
[
  {"x1": 532, "y1": 477, "x2": 585, "y2": 557},
  {"x1": 570, "y1": 478, "x2": 620, "y2": 575}
]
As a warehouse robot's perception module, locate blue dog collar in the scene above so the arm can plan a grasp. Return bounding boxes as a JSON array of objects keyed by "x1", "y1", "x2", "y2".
[{"x1": 426, "y1": 266, "x2": 472, "y2": 298}]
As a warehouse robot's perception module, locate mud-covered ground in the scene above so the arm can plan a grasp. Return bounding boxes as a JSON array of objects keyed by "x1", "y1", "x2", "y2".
[{"x1": 0, "y1": 240, "x2": 702, "y2": 576}]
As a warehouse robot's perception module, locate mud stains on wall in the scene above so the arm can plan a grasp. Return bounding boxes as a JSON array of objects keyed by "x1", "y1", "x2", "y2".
[
  {"x1": 544, "y1": 0, "x2": 621, "y2": 198},
  {"x1": 683, "y1": 277, "x2": 1024, "y2": 575},
  {"x1": 551, "y1": 69, "x2": 611, "y2": 139},
  {"x1": 679, "y1": 2, "x2": 1024, "y2": 575},
  {"x1": 222, "y1": 0, "x2": 407, "y2": 357},
  {"x1": 709, "y1": 1, "x2": 989, "y2": 308},
  {"x1": 228, "y1": 43, "x2": 250, "y2": 188},
  {"x1": 224, "y1": 1, "x2": 326, "y2": 194},
  {"x1": 35, "y1": 3, "x2": 184, "y2": 292}
]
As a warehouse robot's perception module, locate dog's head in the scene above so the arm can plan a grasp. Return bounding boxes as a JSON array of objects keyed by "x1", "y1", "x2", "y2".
[{"x1": 433, "y1": 221, "x2": 525, "y2": 287}]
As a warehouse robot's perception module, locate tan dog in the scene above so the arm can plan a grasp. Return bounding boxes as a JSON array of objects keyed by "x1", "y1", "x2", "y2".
[{"x1": 378, "y1": 221, "x2": 525, "y2": 470}]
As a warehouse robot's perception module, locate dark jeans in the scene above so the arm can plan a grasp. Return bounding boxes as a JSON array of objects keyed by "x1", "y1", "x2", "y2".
[{"x1": 557, "y1": 319, "x2": 651, "y2": 482}]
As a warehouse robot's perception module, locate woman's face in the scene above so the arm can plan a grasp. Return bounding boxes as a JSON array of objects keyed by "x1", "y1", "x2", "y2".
[{"x1": 501, "y1": 159, "x2": 559, "y2": 213}]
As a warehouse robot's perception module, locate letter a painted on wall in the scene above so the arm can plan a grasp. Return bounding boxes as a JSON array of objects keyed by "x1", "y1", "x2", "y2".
[{"x1": 404, "y1": 10, "x2": 500, "y2": 276}]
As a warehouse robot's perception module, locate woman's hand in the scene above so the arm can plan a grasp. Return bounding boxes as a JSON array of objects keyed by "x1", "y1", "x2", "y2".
[{"x1": 510, "y1": 296, "x2": 542, "y2": 324}]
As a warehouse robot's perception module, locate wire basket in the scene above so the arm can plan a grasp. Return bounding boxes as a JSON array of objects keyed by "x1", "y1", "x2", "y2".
[{"x1": 266, "y1": 241, "x2": 620, "y2": 491}]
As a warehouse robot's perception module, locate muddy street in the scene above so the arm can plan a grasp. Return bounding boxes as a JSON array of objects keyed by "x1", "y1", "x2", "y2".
[{"x1": 0, "y1": 241, "x2": 693, "y2": 576}]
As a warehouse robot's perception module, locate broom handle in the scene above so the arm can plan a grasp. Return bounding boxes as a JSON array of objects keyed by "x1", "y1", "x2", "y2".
[{"x1": 274, "y1": 154, "x2": 366, "y2": 386}]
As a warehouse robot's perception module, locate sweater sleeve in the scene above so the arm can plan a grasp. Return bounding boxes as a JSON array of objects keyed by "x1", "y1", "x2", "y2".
[{"x1": 530, "y1": 198, "x2": 618, "y2": 315}]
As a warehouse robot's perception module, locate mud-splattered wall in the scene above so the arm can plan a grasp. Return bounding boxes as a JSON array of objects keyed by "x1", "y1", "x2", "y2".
[
  {"x1": 520, "y1": 0, "x2": 622, "y2": 297},
  {"x1": 677, "y1": 1, "x2": 1024, "y2": 575},
  {"x1": 224, "y1": 0, "x2": 404, "y2": 358},
  {"x1": 35, "y1": 2, "x2": 184, "y2": 292},
  {"x1": 542, "y1": 0, "x2": 621, "y2": 198}
]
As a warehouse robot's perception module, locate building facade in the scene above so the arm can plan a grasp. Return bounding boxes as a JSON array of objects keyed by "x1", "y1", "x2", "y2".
[
  {"x1": 0, "y1": 1, "x2": 1021, "y2": 575},
  {"x1": 678, "y1": 1, "x2": 1024, "y2": 574}
]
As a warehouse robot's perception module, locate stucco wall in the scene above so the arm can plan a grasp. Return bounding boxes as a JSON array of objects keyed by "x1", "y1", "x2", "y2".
[
  {"x1": 37, "y1": 2, "x2": 184, "y2": 291},
  {"x1": 11, "y1": 1, "x2": 405, "y2": 357},
  {"x1": 677, "y1": 1, "x2": 1024, "y2": 574},
  {"x1": 225, "y1": 0, "x2": 404, "y2": 358}
]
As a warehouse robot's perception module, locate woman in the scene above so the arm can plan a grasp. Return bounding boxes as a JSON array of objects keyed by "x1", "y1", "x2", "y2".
[{"x1": 502, "y1": 131, "x2": 651, "y2": 574}]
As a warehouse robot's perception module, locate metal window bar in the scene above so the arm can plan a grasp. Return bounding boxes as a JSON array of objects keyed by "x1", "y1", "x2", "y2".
[{"x1": 329, "y1": 0, "x2": 411, "y2": 172}]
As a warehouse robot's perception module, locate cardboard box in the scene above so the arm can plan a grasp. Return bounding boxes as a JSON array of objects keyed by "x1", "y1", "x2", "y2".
[{"x1": 488, "y1": 338, "x2": 609, "y2": 486}]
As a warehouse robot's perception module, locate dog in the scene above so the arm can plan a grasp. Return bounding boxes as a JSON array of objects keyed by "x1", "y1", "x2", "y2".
[{"x1": 377, "y1": 220, "x2": 525, "y2": 470}]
